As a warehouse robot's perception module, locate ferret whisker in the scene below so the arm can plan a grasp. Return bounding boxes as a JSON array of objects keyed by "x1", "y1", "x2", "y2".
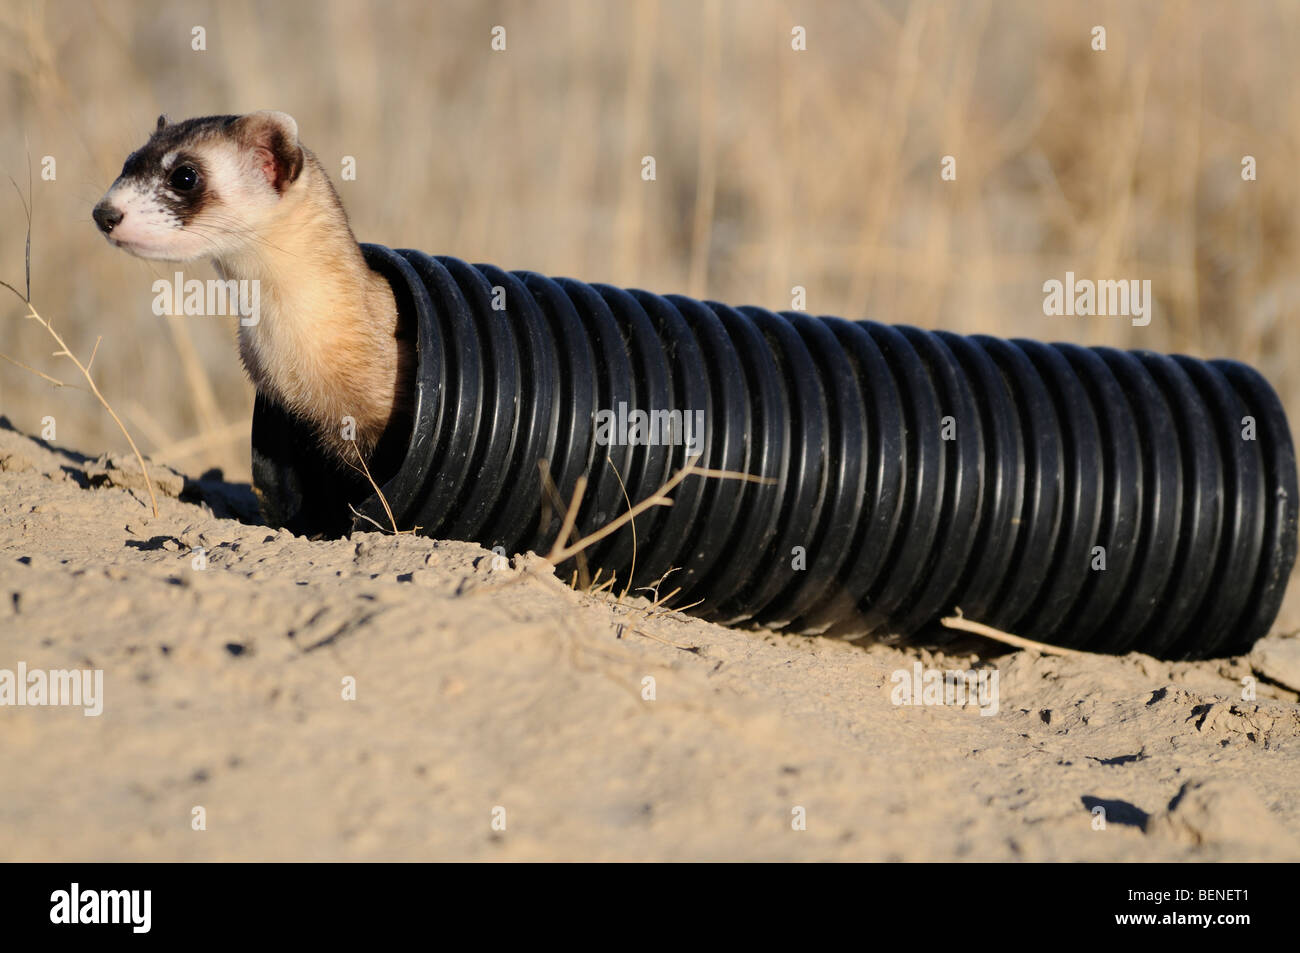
[
  {"x1": 190, "y1": 218, "x2": 295, "y2": 258},
  {"x1": 93, "y1": 110, "x2": 409, "y2": 465}
]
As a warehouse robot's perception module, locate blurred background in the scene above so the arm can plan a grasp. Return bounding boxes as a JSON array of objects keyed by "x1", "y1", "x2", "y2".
[{"x1": 1, "y1": 0, "x2": 1298, "y2": 481}]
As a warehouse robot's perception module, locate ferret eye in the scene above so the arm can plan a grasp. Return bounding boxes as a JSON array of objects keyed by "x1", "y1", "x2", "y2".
[{"x1": 169, "y1": 165, "x2": 199, "y2": 191}]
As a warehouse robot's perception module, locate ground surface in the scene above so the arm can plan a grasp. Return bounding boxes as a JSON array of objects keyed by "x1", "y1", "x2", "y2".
[{"x1": 2, "y1": 420, "x2": 1300, "y2": 862}]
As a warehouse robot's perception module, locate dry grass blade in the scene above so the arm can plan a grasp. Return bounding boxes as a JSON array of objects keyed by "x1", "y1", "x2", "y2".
[
  {"x1": 548, "y1": 473, "x2": 588, "y2": 562},
  {"x1": 605, "y1": 456, "x2": 637, "y2": 601},
  {"x1": 631, "y1": 566, "x2": 703, "y2": 620},
  {"x1": 0, "y1": 350, "x2": 69, "y2": 388},
  {"x1": 2, "y1": 173, "x2": 158, "y2": 515},
  {"x1": 348, "y1": 504, "x2": 394, "y2": 534},
  {"x1": 588, "y1": 573, "x2": 617, "y2": 597},
  {"x1": 940, "y1": 608, "x2": 1090, "y2": 658},
  {"x1": 627, "y1": 626, "x2": 701, "y2": 653},
  {"x1": 635, "y1": 566, "x2": 679, "y2": 603},
  {"x1": 647, "y1": 594, "x2": 704, "y2": 620},
  {"x1": 1, "y1": 285, "x2": 160, "y2": 517},
  {"x1": 643, "y1": 585, "x2": 681, "y2": 614},
  {"x1": 344, "y1": 439, "x2": 415, "y2": 535},
  {"x1": 537, "y1": 459, "x2": 590, "y2": 586}
]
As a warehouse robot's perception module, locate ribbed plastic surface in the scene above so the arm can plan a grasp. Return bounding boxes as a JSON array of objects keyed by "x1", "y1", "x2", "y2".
[{"x1": 250, "y1": 244, "x2": 1299, "y2": 659}]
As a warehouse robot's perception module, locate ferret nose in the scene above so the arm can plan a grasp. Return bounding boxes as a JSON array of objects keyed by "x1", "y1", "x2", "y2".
[{"x1": 93, "y1": 202, "x2": 124, "y2": 234}]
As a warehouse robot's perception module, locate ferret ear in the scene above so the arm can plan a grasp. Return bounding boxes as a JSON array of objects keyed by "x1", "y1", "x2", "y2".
[
  {"x1": 233, "y1": 110, "x2": 304, "y2": 195},
  {"x1": 156, "y1": 114, "x2": 168, "y2": 132}
]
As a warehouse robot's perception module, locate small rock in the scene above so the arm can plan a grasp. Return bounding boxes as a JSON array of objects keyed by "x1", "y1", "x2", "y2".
[
  {"x1": 408, "y1": 568, "x2": 441, "y2": 589},
  {"x1": 1250, "y1": 633, "x2": 1300, "y2": 693},
  {"x1": 86, "y1": 453, "x2": 185, "y2": 498},
  {"x1": 0, "y1": 452, "x2": 36, "y2": 473},
  {"x1": 1145, "y1": 778, "x2": 1299, "y2": 856}
]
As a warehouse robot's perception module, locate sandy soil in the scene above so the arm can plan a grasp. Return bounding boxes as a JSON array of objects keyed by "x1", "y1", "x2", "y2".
[{"x1": 2, "y1": 418, "x2": 1299, "y2": 862}]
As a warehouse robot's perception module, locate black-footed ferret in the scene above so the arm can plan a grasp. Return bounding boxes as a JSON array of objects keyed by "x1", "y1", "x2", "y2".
[{"x1": 93, "y1": 111, "x2": 413, "y2": 463}]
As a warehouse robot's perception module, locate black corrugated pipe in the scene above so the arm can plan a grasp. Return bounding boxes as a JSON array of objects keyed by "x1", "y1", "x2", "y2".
[{"x1": 250, "y1": 244, "x2": 1298, "y2": 660}]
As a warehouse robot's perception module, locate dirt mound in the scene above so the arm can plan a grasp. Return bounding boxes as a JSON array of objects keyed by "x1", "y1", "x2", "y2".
[{"x1": 2, "y1": 421, "x2": 1298, "y2": 861}]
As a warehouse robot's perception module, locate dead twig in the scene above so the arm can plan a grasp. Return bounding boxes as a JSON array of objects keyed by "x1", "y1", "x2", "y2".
[
  {"x1": 0, "y1": 350, "x2": 70, "y2": 388},
  {"x1": 1, "y1": 172, "x2": 158, "y2": 515},
  {"x1": 544, "y1": 453, "x2": 773, "y2": 565},
  {"x1": 940, "y1": 608, "x2": 1089, "y2": 658},
  {"x1": 1, "y1": 288, "x2": 160, "y2": 517},
  {"x1": 537, "y1": 459, "x2": 590, "y2": 586}
]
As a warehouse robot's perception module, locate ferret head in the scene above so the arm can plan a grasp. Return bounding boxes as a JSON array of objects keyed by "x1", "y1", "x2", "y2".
[{"x1": 92, "y1": 111, "x2": 305, "y2": 261}]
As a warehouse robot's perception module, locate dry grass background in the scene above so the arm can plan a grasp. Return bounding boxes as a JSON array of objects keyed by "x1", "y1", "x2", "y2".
[{"x1": 1, "y1": 0, "x2": 1298, "y2": 482}]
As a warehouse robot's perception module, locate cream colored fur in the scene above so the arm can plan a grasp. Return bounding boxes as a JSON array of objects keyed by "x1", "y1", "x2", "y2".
[
  {"x1": 98, "y1": 111, "x2": 408, "y2": 463},
  {"x1": 215, "y1": 152, "x2": 404, "y2": 460}
]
